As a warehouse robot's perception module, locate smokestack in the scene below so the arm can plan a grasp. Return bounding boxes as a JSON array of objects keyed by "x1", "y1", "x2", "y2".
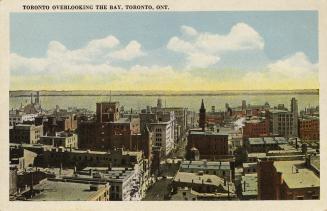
[{"x1": 30, "y1": 93, "x2": 33, "y2": 104}]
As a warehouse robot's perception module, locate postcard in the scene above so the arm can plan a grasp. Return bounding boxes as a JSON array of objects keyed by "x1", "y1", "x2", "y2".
[{"x1": 0, "y1": 0, "x2": 326, "y2": 210}]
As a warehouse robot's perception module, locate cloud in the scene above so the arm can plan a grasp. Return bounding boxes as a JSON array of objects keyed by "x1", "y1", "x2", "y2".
[
  {"x1": 10, "y1": 33, "x2": 318, "y2": 91},
  {"x1": 243, "y1": 52, "x2": 318, "y2": 89},
  {"x1": 167, "y1": 23, "x2": 264, "y2": 68},
  {"x1": 109, "y1": 40, "x2": 145, "y2": 61}
]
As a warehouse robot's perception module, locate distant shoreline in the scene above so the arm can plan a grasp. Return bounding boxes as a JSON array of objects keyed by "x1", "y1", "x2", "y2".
[{"x1": 9, "y1": 89, "x2": 319, "y2": 97}]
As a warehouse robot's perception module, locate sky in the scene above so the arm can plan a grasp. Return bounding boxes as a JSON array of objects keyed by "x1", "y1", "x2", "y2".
[{"x1": 10, "y1": 11, "x2": 318, "y2": 90}]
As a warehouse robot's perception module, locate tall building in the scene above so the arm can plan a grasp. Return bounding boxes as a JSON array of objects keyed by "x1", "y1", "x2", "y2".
[
  {"x1": 290, "y1": 97, "x2": 299, "y2": 137},
  {"x1": 268, "y1": 98, "x2": 299, "y2": 137},
  {"x1": 96, "y1": 102, "x2": 120, "y2": 123},
  {"x1": 157, "y1": 98, "x2": 163, "y2": 109},
  {"x1": 199, "y1": 99, "x2": 206, "y2": 131},
  {"x1": 150, "y1": 111, "x2": 175, "y2": 155}
]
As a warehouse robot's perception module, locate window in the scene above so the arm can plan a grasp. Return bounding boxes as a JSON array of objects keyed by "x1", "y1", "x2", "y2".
[{"x1": 296, "y1": 196, "x2": 304, "y2": 200}]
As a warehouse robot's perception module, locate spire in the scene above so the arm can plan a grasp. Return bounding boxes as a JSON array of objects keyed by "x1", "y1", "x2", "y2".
[{"x1": 200, "y1": 99, "x2": 205, "y2": 111}]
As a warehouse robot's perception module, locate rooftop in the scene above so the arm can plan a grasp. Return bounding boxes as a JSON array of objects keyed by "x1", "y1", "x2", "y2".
[
  {"x1": 180, "y1": 160, "x2": 231, "y2": 171},
  {"x1": 241, "y1": 174, "x2": 258, "y2": 196},
  {"x1": 189, "y1": 131, "x2": 229, "y2": 136},
  {"x1": 30, "y1": 179, "x2": 108, "y2": 201},
  {"x1": 173, "y1": 171, "x2": 235, "y2": 193},
  {"x1": 274, "y1": 160, "x2": 320, "y2": 189}
]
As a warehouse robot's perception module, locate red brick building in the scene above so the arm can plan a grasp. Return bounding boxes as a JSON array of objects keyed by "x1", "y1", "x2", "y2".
[
  {"x1": 186, "y1": 131, "x2": 229, "y2": 160},
  {"x1": 298, "y1": 117, "x2": 319, "y2": 140},
  {"x1": 37, "y1": 114, "x2": 78, "y2": 136},
  {"x1": 257, "y1": 159, "x2": 320, "y2": 200},
  {"x1": 243, "y1": 118, "x2": 269, "y2": 139},
  {"x1": 78, "y1": 102, "x2": 151, "y2": 160}
]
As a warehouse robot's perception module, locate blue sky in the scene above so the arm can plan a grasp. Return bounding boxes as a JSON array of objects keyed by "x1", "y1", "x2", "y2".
[{"x1": 10, "y1": 11, "x2": 319, "y2": 90}]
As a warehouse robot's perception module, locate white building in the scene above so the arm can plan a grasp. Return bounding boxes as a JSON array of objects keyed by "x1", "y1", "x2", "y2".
[
  {"x1": 9, "y1": 110, "x2": 38, "y2": 126},
  {"x1": 150, "y1": 111, "x2": 175, "y2": 155}
]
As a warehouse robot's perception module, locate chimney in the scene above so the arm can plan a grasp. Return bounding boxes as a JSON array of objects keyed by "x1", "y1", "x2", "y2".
[
  {"x1": 243, "y1": 181, "x2": 246, "y2": 192},
  {"x1": 89, "y1": 169, "x2": 93, "y2": 176}
]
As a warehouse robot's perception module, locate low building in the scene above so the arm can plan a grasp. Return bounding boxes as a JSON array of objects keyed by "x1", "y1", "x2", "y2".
[
  {"x1": 242, "y1": 162, "x2": 257, "y2": 175},
  {"x1": 241, "y1": 174, "x2": 258, "y2": 200},
  {"x1": 42, "y1": 147, "x2": 144, "y2": 169},
  {"x1": 10, "y1": 124, "x2": 43, "y2": 144},
  {"x1": 172, "y1": 171, "x2": 236, "y2": 200},
  {"x1": 179, "y1": 160, "x2": 234, "y2": 182},
  {"x1": 72, "y1": 166, "x2": 144, "y2": 200},
  {"x1": 40, "y1": 131, "x2": 78, "y2": 148},
  {"x1": 20, "y1": 178, "x2": 110, "y2": 201},
  {"x1": 187, "y1": 130, "x2": 229, "y2": 160},
  {"x1": 257, "y1": 159, "x2": 320, "y2": 200},
  {"x1": 9, "y1": 109, "x2": 38, "y2": 126},
  {"x1": 245, "y1": 136, "x2": 287, "y2": 153}
]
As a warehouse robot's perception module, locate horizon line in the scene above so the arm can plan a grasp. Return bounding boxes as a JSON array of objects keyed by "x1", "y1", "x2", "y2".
[{"x1": 9, "y1": 88, "x2": 320, "y2": 92}]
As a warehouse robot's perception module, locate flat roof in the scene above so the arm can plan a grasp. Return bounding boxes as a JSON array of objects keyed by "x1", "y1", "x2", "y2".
[
  {"x1": 274, "y1": 161, "x2": 320, "y2": 189},
  {"x1": 31, "y1": 179, "x2": 107, "y2": 201},
  {"x1": 173, "y1": 172, "x2": 234, "y2": 193},
  {"x1": 241, "y1": 174, "x2": 258, "y2": 196},
  {"x1": 248, "y1": 138, "x2": 264, "y2": 145},
  {"x1": 189, "y1": 131, "x2": 229, "y2": 136},
  {"x1": 180, "y1": 160, "x2": 231, "y2": 171}
]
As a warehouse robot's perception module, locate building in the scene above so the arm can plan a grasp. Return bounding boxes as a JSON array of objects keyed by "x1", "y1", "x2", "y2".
[
  {"x1": 77, "y1": 101, "x2": 151, "y2": 159},
  {"x1": 298, "y1": 116, "x2": 319, "y2": 140},
  {"x1": 257, "y1": 159, "x2": 320, "y2": 200},
  {"x1": 243, "y1": 116, "x2": 269, "y2": 138},
  {"x1": 39, "y1": 131, "x2": 78, "y2": 148},
  {"x1": 171, "y1": 171, "x2": 236, "y2": 200},
  {"x1": 20, "y1": 178, "x2": 110, "y2": 201},
  {"x1": 72, "y1": 166, "x2": 145, "y2": 200},
  {"x1": 42, "y1": 147, "x2": 144, "y2": 169},
  {"x1": 242, "y1": 162, "x2": 257, "y2": 175},
  {"x1": 96, "y1": 101, "x2": 120, "y2": 123},
  {"x1": 150, "y1": 111, "x2": 175, "y2": 156},
  {"x1": 267, "y1": 97, "x2": 299, "y2": 137},
  {"x1": 9, "y1": 109, "x2": 38, "y2": 126},
  {"x1": 187, "y1": 130, "x2": 229, "y2": 160},
  {"x1": 199, "y1": 99, "x2": 206, "y2": 131},
  {"x1": 179, "y1": 160, "x2": 234, "y2": 182},
  {"x1": 245, "y1": 136, "x2": 288, "y2": 153},
  {"x1": 10, "y1": 146, "x2": 37, "y2": 170},
  {"x1": 39, "y1": 114, "x2": 78, "y2": 136},
  {"x1": 241, "y1": 174, "x2": 258, "y2": 200},
  {"x1": 10, "y1": 124, "x2": 43, "y2": 144}
]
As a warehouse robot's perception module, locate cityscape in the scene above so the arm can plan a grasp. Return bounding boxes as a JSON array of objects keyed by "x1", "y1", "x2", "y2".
[
  {"x1": 9, "y1": 91, "x2": 320, "y2": 201},
  {"x1": 8, "y1": 11, "x2": 320, "y2": 202}
]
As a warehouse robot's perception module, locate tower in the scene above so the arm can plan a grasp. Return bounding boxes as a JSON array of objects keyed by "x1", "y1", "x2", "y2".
[
  {"x1": 199, "y1": 99, "x2": 206, "y2": 131},
  {"x1": 35, "y1": 91, "x2": 40, "y2": 104},
  {"x1": 291, "y1": 97, "x2": 299, "y2": 137},
  {"x1": 242, "y1": 100, "x2": 247, "y2": 110},
  {"x1": 157, "y1": 98, "x2": 162, "y2": 109},
  {"x1": 30, "y1": 93, "x2": 33, "y2": 104}
]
